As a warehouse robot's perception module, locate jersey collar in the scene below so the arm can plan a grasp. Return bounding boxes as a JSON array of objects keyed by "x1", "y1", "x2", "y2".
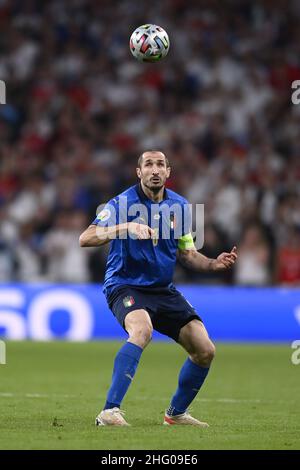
[{"x1": 136, "y1": 183, "x2": 168, "y2": 203}]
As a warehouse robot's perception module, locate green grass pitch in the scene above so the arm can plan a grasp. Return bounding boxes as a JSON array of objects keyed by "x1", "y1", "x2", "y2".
[{"x1": 0, "y1": 341, "x2": 299, "y2": 450}]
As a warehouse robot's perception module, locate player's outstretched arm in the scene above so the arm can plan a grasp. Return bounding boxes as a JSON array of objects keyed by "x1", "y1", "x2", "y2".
[
  {"x1": 79, "y1": 224, "x2": 128, "y2": 247},
  {"x1": 178, "y1": 246, "x2": 238, "y2": 272},
  {"x1": 79, "y1": 223, "x2": 155, "y2": 247}
]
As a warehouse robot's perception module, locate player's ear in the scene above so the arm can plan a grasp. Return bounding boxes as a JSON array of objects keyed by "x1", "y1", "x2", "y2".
[
  {"x1": 166, "y1": 166, "x2": 171, "y2": 178},
  {"x1": 136, "y1": 167, "x2": 141, "y2": 179}
]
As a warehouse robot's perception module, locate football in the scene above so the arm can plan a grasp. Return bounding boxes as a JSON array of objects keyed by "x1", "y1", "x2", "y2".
[{"x1": 129, "y1": 24, "x2": 170, "y2": 63}]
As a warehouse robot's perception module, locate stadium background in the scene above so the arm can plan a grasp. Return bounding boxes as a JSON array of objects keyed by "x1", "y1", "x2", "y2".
[{"x1": 0, "y1": 0, "x2": 300, "y2": 450}]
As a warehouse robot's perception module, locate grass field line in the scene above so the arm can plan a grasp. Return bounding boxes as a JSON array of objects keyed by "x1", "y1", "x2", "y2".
[
  {"x1": 0, "y1": 392, "x2": 77, "y2": 398},
  {"x1": 135, "y1": 397, "x2": 264, "y2": 403},
  {"x1": 1, "y1": 393, "x2": 295, "y2": 406},
  {"x1": 0, "y1": 392, "x2": 282, "y2": 404}
]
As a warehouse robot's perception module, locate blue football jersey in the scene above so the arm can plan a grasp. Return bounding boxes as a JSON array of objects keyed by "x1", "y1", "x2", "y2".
[{"x1": 92, "y1": 184, "x2": 194, "y2": 297}]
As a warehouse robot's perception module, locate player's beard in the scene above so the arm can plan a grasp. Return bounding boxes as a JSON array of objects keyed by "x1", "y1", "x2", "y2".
[{"x1": 145, "y1": 177, "x2": 164, "y2": 193}]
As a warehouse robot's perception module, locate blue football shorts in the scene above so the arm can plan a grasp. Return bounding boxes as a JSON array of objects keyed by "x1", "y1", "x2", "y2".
[{"x1": 106, "y1": 284, "x2": 203, "y2": 342}]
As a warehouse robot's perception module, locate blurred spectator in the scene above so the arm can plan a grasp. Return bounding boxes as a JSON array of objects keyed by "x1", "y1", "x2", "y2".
[
  {"x1": 8, "y1": 173, "x2": 55, "y2": 225},
  {"x1": 0, "y1": 0, "x2": 299, "y2": 285},
  {"x1": 14, "y1": 222, "x2": 42, "y2": 281},
  {"x1": 43, "y1": 211, "x2": 91, "y2": 283},
  {"x1": 0, "y1": 237, "x2": 17, "y2": 282},
  {"x1": 234, "y1": 225, "x2": 271, "y2": 286},
  {"x1": 276, "y1": 227, "x2": 300, "y2": 286}
]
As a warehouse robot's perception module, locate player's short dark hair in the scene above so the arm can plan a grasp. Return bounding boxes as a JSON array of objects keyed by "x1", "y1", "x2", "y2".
[{"x1": 137, "y1": 151, "x2": 170, "y2": 168}]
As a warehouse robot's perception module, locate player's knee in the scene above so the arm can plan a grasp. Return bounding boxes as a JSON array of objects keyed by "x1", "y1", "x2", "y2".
[
  {"x1": 202, "y1": 342, "x2": 215, "y2": 364},
  {"x1": 191, "y1": 342, "x2": 216, "y2": 366},
  {"x1": 129, "y1": 323, "x2": 153, "y2": 348},
  {"x1": 125, "y1": 309, "x2": 153, "y2": 348}
]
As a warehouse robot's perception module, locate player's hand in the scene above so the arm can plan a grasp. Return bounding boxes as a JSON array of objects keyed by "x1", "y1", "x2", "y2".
[
  {"x1": 213, "y1": 246, "x2": 238, "y2": 271},
  {"x1": 127, "y1": 222, "x2": 155, "y2": 240}
]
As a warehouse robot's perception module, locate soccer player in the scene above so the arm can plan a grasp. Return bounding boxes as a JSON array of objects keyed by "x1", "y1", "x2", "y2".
[{"x1": 79, "y1": 151, "x2": 237, "y2": 426}]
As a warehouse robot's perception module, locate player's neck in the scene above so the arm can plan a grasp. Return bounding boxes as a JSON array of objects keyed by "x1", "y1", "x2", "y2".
[{"x1": 140, "y1": 181, "x2": 165, "y2": 203}]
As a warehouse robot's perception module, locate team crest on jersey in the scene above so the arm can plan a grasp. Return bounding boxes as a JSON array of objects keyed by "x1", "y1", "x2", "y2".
[
  {"x1": 97, "y1": 209, "x2": 111, "y2": 222},
  {"x1": 123, "y1": 296, "x2": 135, "y2": 308}
]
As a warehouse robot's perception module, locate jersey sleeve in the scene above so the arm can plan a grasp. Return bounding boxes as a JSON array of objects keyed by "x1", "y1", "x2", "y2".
[
  {"x1": 91, "y1": 198, "x2": 120, "y2": 227},
  {"x1": 178, "y1": 199, "x2": 195, "y2": 250}
]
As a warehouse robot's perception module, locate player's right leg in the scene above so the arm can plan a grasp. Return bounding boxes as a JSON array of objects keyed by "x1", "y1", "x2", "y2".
[
  {"x1": 164, "y1": 320, "x2": 214, "y2": 427},
  {"x1": 95, "y1": 309, "x2": 153, "y2": 426}
]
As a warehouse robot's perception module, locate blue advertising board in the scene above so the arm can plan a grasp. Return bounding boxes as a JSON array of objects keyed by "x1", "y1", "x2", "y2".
[{"x1": 0, "y1": 284, "x2": 299, "y2": 341}]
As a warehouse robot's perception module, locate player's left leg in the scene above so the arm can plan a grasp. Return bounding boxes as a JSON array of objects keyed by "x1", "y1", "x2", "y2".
[
  {"x1": 178, "y1": 319, "x2": 215, "y2": 367},
  {"x1": 164, "y1": 319, "x2": 215, "y2": 426}
]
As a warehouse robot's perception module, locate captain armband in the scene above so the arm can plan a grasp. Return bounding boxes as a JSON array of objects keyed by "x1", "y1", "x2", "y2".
[{"x1": 178, "y1": 233, "x2": 195, "y2": 250}]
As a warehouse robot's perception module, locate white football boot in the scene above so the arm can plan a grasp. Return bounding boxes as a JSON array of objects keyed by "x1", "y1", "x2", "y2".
[
  {"x1": 163, "y1": 411, "x2": 209, "y2": 427},
  {"x1": 95, "y1": 407, "x2": 130, "y2": 426}
]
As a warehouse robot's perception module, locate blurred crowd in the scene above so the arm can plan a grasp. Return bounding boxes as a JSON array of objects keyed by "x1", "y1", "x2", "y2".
[{"x1": 0, "y1": 0, "x2": 300, "y2": 285}]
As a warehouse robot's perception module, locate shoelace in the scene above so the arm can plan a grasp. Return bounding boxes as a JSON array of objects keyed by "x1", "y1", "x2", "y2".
[
  {"x1": 180, "y1": 408, "x2": 194, "y2": 418},
  {"x1": 166, "y1": 407, "x2": 193, "y2": 418},
  {"x1": 111, "y1": 408, "x2": 126, "y2": 416}
]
